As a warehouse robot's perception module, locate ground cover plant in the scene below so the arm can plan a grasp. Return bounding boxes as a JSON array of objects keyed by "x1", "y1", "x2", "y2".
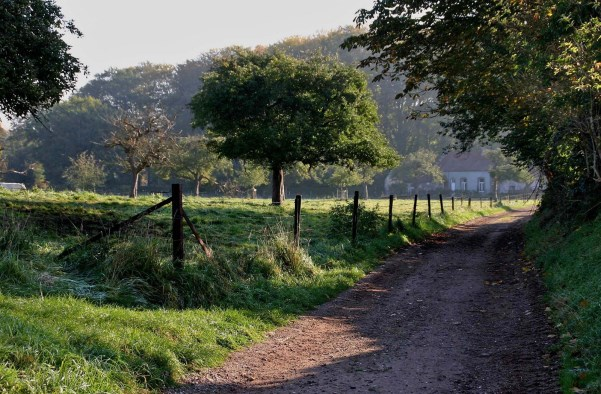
[
  {"x1": 525, "y1": 214, "x2": 601, "y2": 393},
  {"x1": 0, "y1": 188, "x2": 529, "y2": 392}
]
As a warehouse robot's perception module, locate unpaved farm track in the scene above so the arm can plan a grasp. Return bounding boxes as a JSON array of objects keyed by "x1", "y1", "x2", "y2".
[{"x1": 172, "y1": 209, "x2": 559, "y2": 393}]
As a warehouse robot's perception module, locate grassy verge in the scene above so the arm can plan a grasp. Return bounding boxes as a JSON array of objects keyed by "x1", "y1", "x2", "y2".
[
  {"x1": 525, "y1": 214, "x2": 601, "y2": 393},
  {"x1": 0, "y1": 189, "x2": 528, "y2": 392}
]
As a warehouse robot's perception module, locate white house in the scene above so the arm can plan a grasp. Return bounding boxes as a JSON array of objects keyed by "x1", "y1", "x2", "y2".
[{"x1": 439, "y1": 149, "x2": 529, "y2": 194}]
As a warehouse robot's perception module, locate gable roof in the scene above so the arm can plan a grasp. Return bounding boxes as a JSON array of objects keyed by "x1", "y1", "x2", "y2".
[{"x1": 439, "y1": 149, "x2": 492, "y2": 172}]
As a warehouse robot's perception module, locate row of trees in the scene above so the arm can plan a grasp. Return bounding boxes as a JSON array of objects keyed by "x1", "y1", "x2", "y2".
[{"x1": 3, "y1": 27, "x2": 448, "y2": 199}]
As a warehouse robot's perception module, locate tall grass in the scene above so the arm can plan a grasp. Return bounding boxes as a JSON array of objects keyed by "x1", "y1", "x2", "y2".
[{"x1": 525, "y1": 214, "x2": 601, "y2": 393}]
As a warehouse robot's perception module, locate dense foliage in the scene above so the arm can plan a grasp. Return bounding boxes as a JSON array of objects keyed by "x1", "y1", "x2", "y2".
[
  {"x1": 0, "y1": 0, "x2": 83, "y2": 118},
  {"x1": 4, "y1": 28, "x2": 447, "y2": 196},
  {"x1": 344, "y1": 0, "x2": 601, "y2": 218},
  {"x1": 190, "y1": 49, "x2": 399, "y2": 204}
]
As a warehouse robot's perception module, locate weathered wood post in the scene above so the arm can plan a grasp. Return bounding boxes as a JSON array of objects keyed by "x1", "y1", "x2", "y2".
[
  {"x1": 172, "y1": 183, "x2": 184, "y2": 268},
  {"x1": 412, "y1": 194, "x2": 418, "y2": 227},
  {"x1": 388, "y1": 195, "x2": 394, "y2": 233},
  {"x1": 452, "y1": 196, "x2": 455, "y2": 211},
  {"x1": 352, "y1": 191, "x2": 359, "y2": 244},
  {"x1": 439, "y1": 194, "x2": 444, "y2": 215},
  {"x1": 294, "y1": 195, "x2": 302, "y2": 247},
  {"x1": 468, "y1": 197, "x2": 472, "y2": 208},
  {"x1": 490, "y1": 196, "x2": 493, "y2": 208},
  {"x1": 427, "y1": 193, "x2": 432, "y2": 218}
]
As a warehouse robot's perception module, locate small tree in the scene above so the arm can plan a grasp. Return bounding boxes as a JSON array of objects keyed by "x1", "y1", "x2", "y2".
[
  {"x1": 160, "y1": 136, "x2": 228, "y2": 196},
  {"x1": 235, "y1": 162, "x2": 269, "y2": 198},
  {"x1": 62, "y1": 151, "x2": 106, "y2": 191},
  {"x1": 390, "y1": 149, "x2": 443, "y2": 194},
  {"x1": 191, "y1": 49, "x2": 399, "y2": 205},
  {"x1": 105, "y1": 108, "x2": 176, "y2": 198},
  {"x1": 484, "y1": 148, "x2": 534, "y2": 200}
]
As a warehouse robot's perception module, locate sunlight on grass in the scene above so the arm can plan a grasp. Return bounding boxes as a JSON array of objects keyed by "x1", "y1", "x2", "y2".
[{"x1": 0, "y1": 189, "x2": 530, "y2": 392}]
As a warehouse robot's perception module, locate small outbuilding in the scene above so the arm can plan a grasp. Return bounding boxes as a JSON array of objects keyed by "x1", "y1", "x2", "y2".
[{"x1": 0, "y1": 182, "x2": 27, "y2": 191}]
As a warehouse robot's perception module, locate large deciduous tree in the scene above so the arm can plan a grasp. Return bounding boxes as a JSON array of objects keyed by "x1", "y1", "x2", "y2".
[
  {"x1": 190, "y1": 49, "x2": 399, "y2": 204},
  {"x1": 105, "y1": 108, "x2": 176, "y2": 198},
  {"x1": 0, "y1": 0, "x2": 83, "y2": 118}
]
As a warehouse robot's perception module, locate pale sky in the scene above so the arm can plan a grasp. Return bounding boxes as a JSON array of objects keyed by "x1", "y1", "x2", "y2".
[{"x1": 57, "y1": 0, "x2": 375, "y2": 87}]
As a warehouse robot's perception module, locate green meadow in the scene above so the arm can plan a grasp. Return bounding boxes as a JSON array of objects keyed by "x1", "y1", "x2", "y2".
[{"x1": 0, "y1": 189, "x2": 526, "y2": 392}]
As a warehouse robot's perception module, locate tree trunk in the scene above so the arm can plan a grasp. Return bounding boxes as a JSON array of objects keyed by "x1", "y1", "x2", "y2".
[
  {"x1": 195, "y1": 178, "x2": 201, "y2": 197},
  {"x1": 130, "y1": 171, "x2": 139, "y2": 198},
  {"x1": 271, "y1": 166, "x2": 285, "y2": 205}
]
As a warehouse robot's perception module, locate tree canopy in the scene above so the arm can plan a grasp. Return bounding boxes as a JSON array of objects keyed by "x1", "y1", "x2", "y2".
[
  {"x1": 344, "y1": 0, "x2": 601, "y2": 216},
  {"x1": 0, "y1": 0, "x2": 83, "y2": 118},
  {"x1": 190, "y1": 49, "x2": 399, "y2": 204}
]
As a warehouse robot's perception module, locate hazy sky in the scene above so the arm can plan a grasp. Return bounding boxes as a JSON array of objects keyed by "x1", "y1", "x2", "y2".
[{"x1": 56, "y1": 0, "x2": 375, "y2": 87}]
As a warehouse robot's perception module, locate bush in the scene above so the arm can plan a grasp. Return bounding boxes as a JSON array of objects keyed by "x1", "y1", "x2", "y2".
[{"x1": 329, "y1": 201, "x2": 384, "y2": 238}]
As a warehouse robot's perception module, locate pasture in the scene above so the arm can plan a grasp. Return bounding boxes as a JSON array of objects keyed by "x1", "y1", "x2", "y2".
[{"x1": 0, "y1": 189, "x2": 529, "y2": 392}]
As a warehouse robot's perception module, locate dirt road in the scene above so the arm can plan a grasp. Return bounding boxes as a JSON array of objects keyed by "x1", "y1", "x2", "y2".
[{"x1": 173, "y1": 209, "x2": 559, "y2": 393}]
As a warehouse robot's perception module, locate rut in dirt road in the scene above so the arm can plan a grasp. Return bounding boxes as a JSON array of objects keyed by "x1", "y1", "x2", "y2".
[{"x1": 171, "y1": 209, "x2": 559, "y2": 394}]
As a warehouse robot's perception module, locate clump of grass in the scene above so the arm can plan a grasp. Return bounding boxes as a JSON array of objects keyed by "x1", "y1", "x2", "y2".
[
  {"x1": 0, "y1": 212, "x2": 32, "y2": 257},
  {"x1": 254, "y1": 223, "x2": 316, "y2": 277}
]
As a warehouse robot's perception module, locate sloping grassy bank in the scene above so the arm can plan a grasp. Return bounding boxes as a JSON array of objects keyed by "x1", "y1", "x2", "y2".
[
  {"x1": 0, "y1": 190, "x2": 524, "y2": 392},
  {"x1": 525, "y1": 215, "x2": 601, "y2": 393}
]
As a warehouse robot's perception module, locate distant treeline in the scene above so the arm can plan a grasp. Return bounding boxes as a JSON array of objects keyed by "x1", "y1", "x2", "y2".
[{"x1": 3, "y1": 27, "x2": 449, "y2": 196}]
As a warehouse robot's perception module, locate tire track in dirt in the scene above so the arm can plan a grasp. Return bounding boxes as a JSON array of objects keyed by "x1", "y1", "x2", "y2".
[{"x1": 170, "y1": 208, "x2": 559, "y2": 393}]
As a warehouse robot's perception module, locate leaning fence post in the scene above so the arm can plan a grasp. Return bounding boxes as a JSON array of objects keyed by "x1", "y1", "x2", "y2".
[
  {"x1": 439, "y1": 194, "x2": 444, "y2": 215},
  {"x1": 352, "y1": 191, "x2": 359, "y2": 244},
  {"x1": 294, "y1": 195, "x2": 302, "y2": 247},
  {"x1": 412, "y1": 194, "x2": 418, "y2": 227},
  {"x1": 388, "y1": 195, "x2": 394, "y2": 233},
  {"x1": 172, "y1": 183, "x2": 184, "y2": 268}
]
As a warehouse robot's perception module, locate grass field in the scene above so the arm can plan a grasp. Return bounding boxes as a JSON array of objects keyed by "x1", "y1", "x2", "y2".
[{"x1": 0, "y1": 189, "x2": 530, "y2": 392}]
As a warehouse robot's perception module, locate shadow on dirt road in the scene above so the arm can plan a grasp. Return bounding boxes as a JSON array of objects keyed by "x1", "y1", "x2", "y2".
[{"x1": 171, "y1": 209, "x2": 559, "y2": 394}]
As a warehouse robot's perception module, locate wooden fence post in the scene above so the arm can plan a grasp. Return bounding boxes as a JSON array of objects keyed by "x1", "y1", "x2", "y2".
[
  {"x1": 439, "y1": 194, "x2": 444, "y2": 215},
  {"x1": 172, "y1": 183, "x2": 184, "y2": 268},
  {"x1": 388, "y1": 195, "x2": 394, "y2": 233},
  {"x1": 294, "y1": 195, "x2": 301, "y2": 247},
  {"x1": 352, "y1": 191, "x2": 359, "y2": 244},
  {"x1": 427, "y1": 193, "x2": 432, "y2": 218},
  {"x1": 412, "y1": 194, "x2": 418, "y2": 227},
  {"x1": 452, "y1": 196, "x2": 455, "y2": 211},
  {"x1": 468, "y1": 197, "x2": 472, "y2": 208},
  {"x1": 490, "y1": 197, "x2": 493, "y2": 208}
]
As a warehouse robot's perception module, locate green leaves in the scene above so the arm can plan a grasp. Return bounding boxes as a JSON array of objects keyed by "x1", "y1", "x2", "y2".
[
  {"x1": 190, "y1": 49, "x2": 398, "y2": 202},
  {"x1": 0, "y1": 0, "x2": 83, "y2": 118}
]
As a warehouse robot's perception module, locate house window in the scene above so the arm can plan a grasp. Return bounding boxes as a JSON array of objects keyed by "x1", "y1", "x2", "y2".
[
  {"x1": 451, "y1": 178, "x2": 456, "y2": 192},
  {"x1": 460, "y1": 178, "x2": 467, "y2": 191},
  {"x1": 478, "y1": 178, "x2": 485, "y2": 193}
]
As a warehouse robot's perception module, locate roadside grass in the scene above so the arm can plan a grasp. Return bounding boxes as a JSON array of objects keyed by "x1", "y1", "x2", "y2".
[
  {"x1": 525, "y1": 214, "x2": 601, "y2": 393},
  {"x1": 0, "y1": 189, "x2": 530, "y2": 392}
]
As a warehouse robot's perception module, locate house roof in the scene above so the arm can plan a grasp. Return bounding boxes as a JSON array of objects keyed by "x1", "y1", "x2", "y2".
[{"x1": 439, "y1": 149, "x2": 492, "y2": 172}]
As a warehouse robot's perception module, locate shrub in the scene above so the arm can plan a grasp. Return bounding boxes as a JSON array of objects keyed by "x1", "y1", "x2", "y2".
[{"x1": 329, "y1": 201, "x2": 384, "y2": 238}]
